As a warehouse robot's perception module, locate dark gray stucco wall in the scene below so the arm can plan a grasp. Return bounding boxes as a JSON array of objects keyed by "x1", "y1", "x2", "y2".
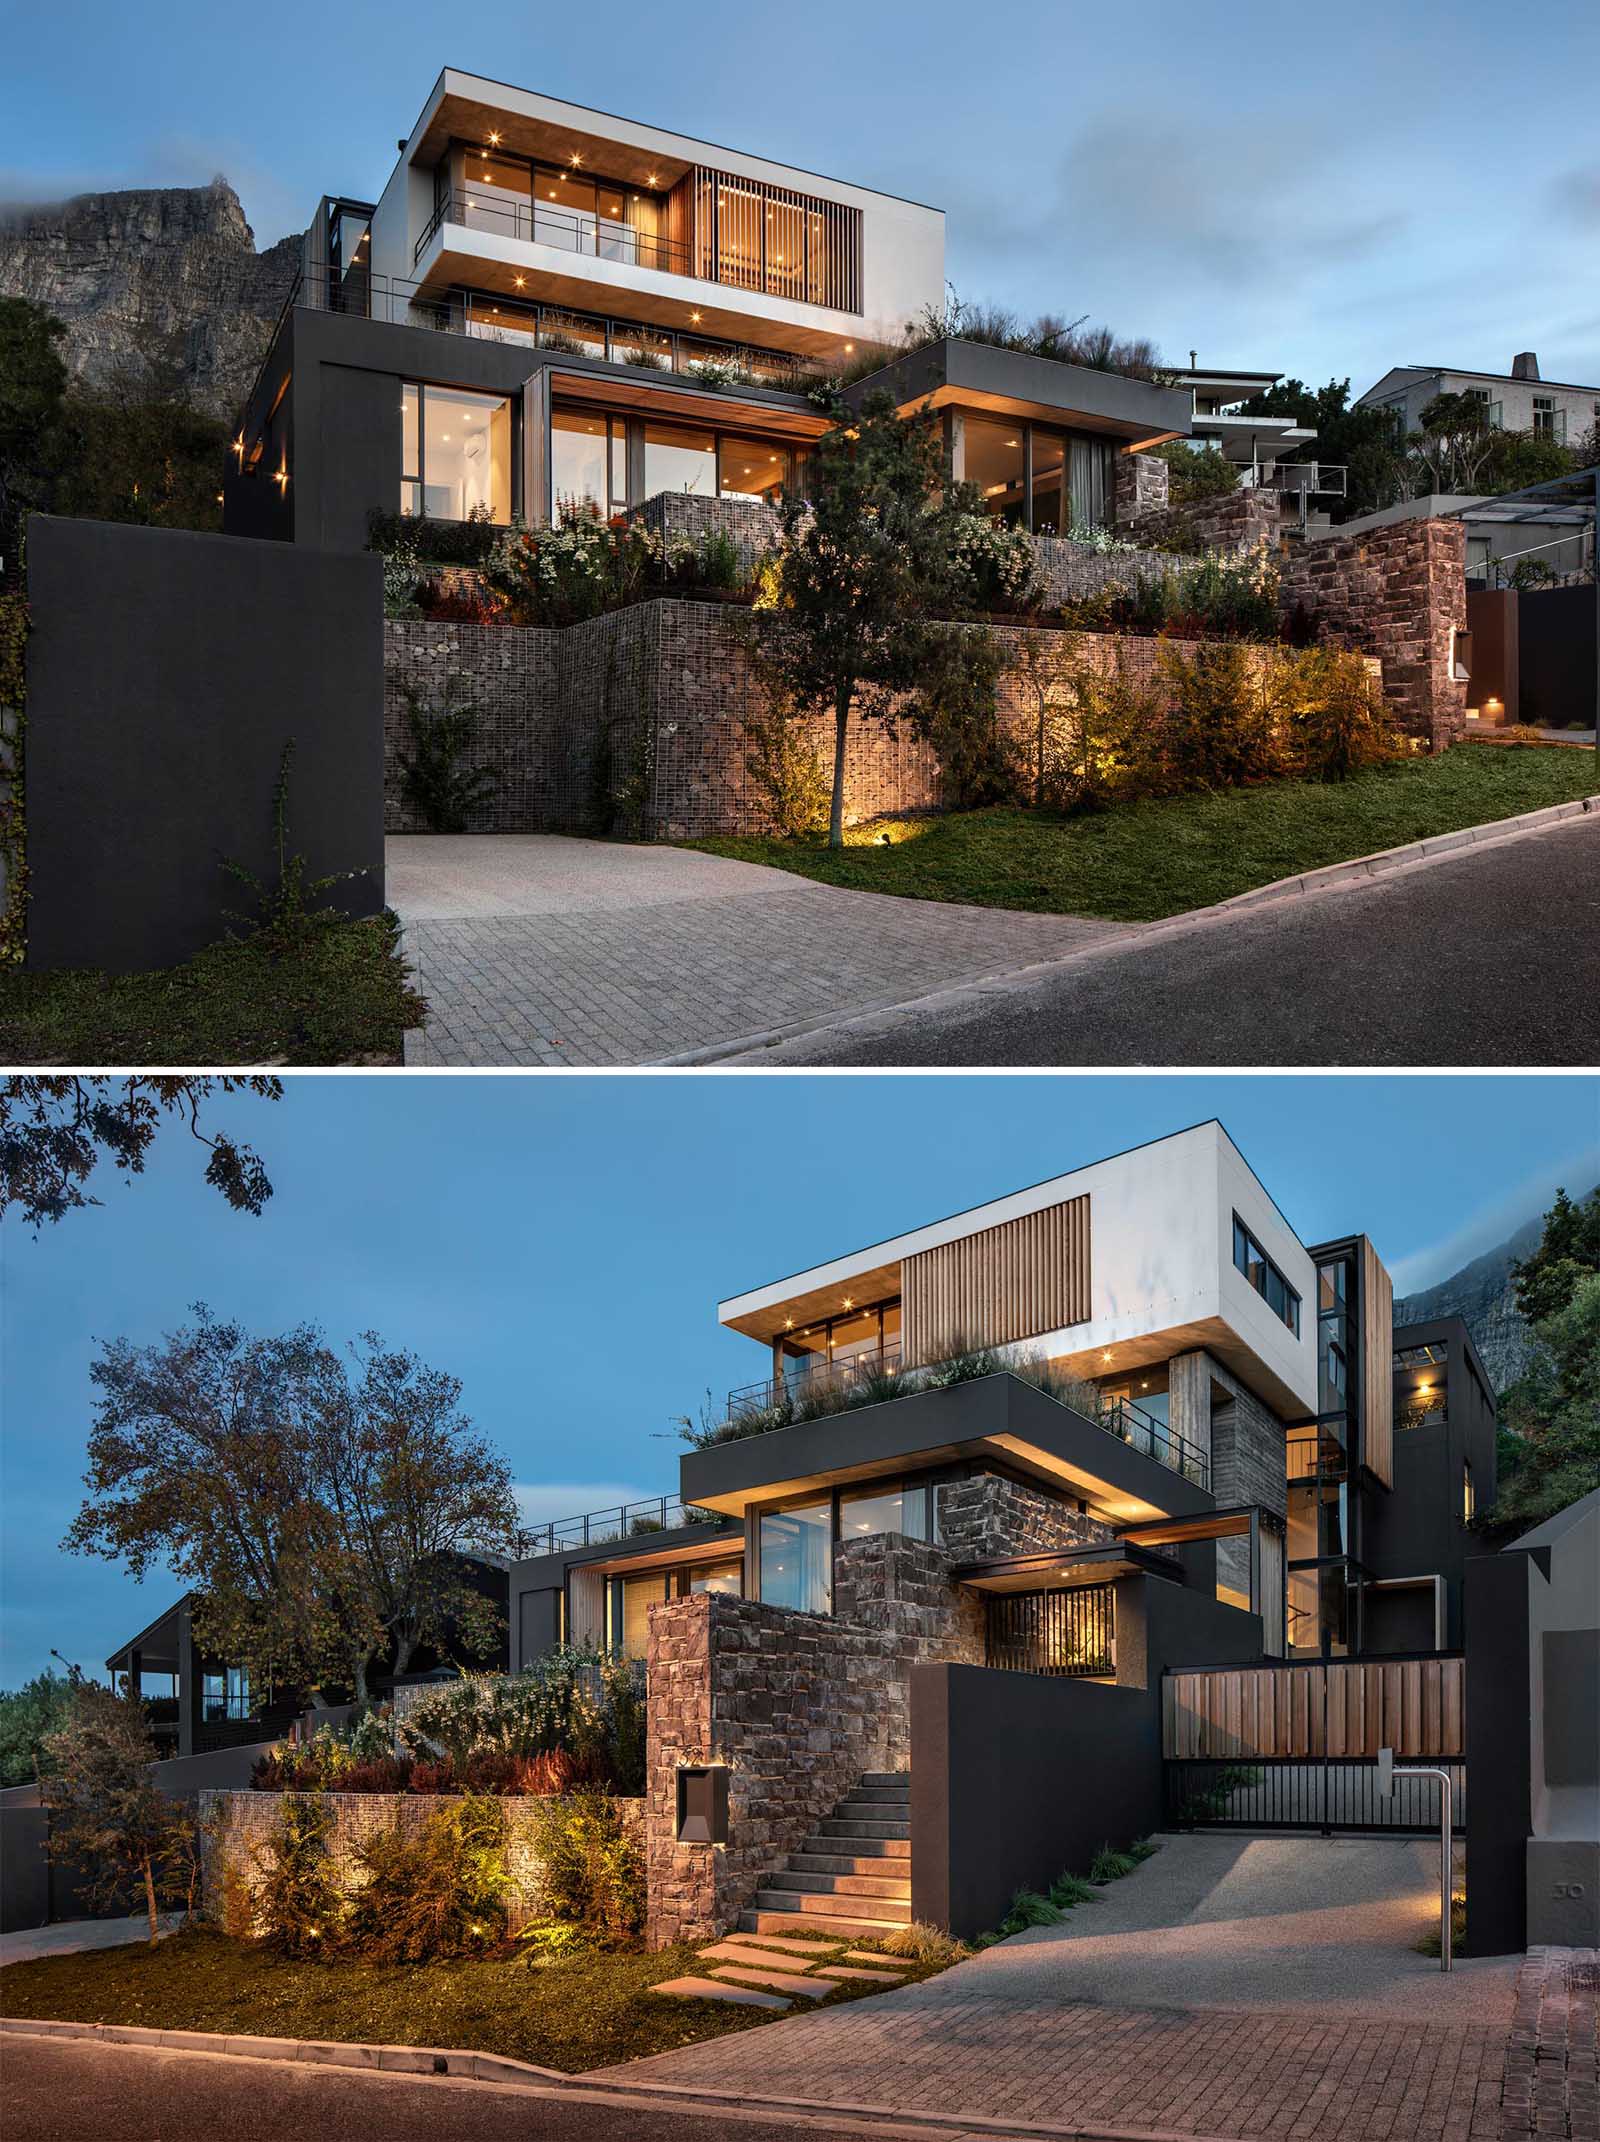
[
  {"x1": 1464, "y1": 1548, "x2": 1533, "y2": 1955},
  {"x1": 24, "y1": 515, "x2": 384, "y2": 973},
  {"x1": 911, "y1": 1575, "x2": 1262, "y2": 1937},
  {"x1": 319, "y1": 362, "x2": 404, "y2": 554}
]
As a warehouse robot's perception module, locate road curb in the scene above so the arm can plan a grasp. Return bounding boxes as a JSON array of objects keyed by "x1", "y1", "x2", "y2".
[
  {"x1": 660, "y1": 793, "x2": 1599, "y2": 1066},
  {"x1": 0, "y1": 2016, "x2": 1248, "y2": 2140}
]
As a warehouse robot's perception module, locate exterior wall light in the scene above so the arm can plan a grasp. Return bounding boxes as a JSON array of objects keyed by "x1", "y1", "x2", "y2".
[{"x1": 676, "y1": 1763, "x2": 730, "y2": 1845}]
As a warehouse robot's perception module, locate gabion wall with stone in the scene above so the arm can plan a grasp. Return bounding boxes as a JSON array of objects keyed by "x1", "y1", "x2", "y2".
[
  {"x1": 386, "y1": 605, "x2": 1228, "y2": 841},
  {"x1": 644, "y1": 1534, "x2": 984, "y2": 1948},
  {"x1": 199, "y1": 1787, "x2": 643, "y2": 1936}
]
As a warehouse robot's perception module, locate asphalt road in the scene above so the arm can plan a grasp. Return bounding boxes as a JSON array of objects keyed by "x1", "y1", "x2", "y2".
[
  {"x1": 0, "y1": 2036, "x2": 940, "y2": 2142},
  {"x1": 753, "y1": 816, "x2": 1600, "y2": 1067}
]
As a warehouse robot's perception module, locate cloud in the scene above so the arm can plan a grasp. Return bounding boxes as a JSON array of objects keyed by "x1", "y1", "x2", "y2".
[
  {"x1": 1550, "y1": 164, "x2": 1600, "y2": 228},
  {"x1": 1389, "y1": 1150, "x2": 1600, "y2": 1296}
]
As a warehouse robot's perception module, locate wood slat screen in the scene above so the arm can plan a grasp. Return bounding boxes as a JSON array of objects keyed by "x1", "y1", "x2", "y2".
[
  {"x1": 903, "y1": 1195, "x2": 1091, "y2": 1364},
  {"x1": 692, "y1": 168, "x2": 862, "y2": 314},
  {"x1": 1362, "y1": 1237, "x2": 1395, "y2": 1488},
  {"x1": 1163, "y1": 1656, "x2": 1464, "y2": 1761}
]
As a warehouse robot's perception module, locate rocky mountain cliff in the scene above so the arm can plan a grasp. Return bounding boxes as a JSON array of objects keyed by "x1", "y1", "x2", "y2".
[
  {"x1": 0, "y1": 179, "x2": 299, "y2": 420},
  {"x1": 1395, "y1": 1183, "x2": 1595, "y2": 1393}
]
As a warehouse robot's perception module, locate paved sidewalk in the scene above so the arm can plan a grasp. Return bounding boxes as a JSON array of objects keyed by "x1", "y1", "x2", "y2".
[
  {"x1": 0, "y1": 1914, "x2": 174, "y2": 1966},
  {"x1": 603, "y1": 1837, "x2": 1518, "y2": 2140},
  {"x1": 390, "y1": 836, "x2": 1123, "y2": 1066}
]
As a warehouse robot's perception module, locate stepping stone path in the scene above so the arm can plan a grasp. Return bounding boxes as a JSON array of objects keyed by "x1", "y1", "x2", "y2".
[{"x1": 650, "y1": 1926, "x2": 907, "y2": 2014}]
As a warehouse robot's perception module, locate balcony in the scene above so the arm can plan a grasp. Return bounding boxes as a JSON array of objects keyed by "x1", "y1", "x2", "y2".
[
  {"x1": 1244, "y1": 461, "x2": 1348, "y2": 499},
  {"x1": 721, "y1": 1351, "x2": 1210, "y2": 1493},
  {"x1": 417, "y1": 189, "x2": 691, "y2": 278},
  {"x1": 515, "y1": 1493, "x2": 730, "y2": 1560}
]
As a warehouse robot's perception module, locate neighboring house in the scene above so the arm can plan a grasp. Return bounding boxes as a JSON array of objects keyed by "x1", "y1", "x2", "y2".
[
  {"x1": 1166, "y1": 360, "x2": 1348, "y2": 512},
  {"x1": 1320, "y1": 490, "x2": 1594, "y2": 589},
  {"x1": 511, "y1": 1120, "x2": 1493, "y2": 1674},
  {"x1": 223, "y1": 69, "x2": 1192, "y2": 551},
  {"x1": 106, "y1": 1554, "x2": 512, "y2": 1757},
  {"x1": 1357, "y1": 352, "x2": 1600, "y2": 451}
]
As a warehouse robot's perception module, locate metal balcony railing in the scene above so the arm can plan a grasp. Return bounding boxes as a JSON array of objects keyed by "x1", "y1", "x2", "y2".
[
  {"x1": 241, "y1": 262, "x2": 824, "y2": 417},
  {"x1": 723, "y1": 1353, "x2": 1211, "y2": 1493},
  {"x1": 1247, "y1": 461, "x2": 1348, "y2": 498},
  {"x1": 514, "y1": 1494, "x2": 726, "y2": 1560},
  {"x1": 417, "y1": 189, "x2": 692, "y2": 278}
]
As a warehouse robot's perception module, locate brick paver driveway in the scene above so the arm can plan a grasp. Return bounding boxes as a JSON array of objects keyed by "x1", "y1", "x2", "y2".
[
  {"x1": 602, "y1": 1836, "x2": 1522, "y2": 2141},
  {"x1": 388, "y1": 836, "x2": 1125, "y2": 1066}
]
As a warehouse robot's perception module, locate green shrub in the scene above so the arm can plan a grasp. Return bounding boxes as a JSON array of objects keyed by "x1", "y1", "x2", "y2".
[
  {"x1": 1000, "y1": 1888, "x2": 1062, "y2": 1932},
  {"x1": 911, "y1": 625, "x2": 1023, "y2": 812},
  {"x1": 252, "y1": 1794, "x2": 342, "y2": 1957},
  {"x1": 1151, "y1": 439, "x2": 1239, "y2": 507},
  {"x1": 696, "y1": 529, "x2": 742, "y2": 590},
  {"x1": 342, "y1": 1794, "x2": 508, "y2": 1962},
  {"x1": 1127, "y1": 1837, "x2": 1159, "y2": 1864},
  {"x1": 1156, "y1": 641, "x2": 1289, "y2": 793},
  {"x1": 367, "y1": 507, "x2": 500, "y2": 567},
  {"x1": 1089, "y1": 1844, "x2": 1138, "y2": 1883},
  {"x1": 528, "y1": 1789, "x2": 644, "y2": 1941},
  {"x1": 1048, "y1": 1871, "x2": 1098, "y2": 1908},
  {"x1": 1290, "y1": 646, "x2": 1405, "y2": 781},
  {"x1": 397, "y1": 1650, "x2": 646, "y2": 1795},
  {"x1": 397, "y1": 676, "x2": 503, "y2": 832},
  {"x1": 741, "y1": 705, "x2": 830, "y2": 839}
]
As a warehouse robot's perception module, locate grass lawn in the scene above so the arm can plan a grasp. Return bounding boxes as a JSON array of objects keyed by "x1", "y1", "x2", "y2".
[
  {"x1": 689, "y1": 745, "x2": 1597, "y2": 924},
  {"x1": 0, "y1": 915, "x2": 427, "y2": 1067},
  {"x1": 0, "y1": 1925, "x2": 947, "y2": 2072}
]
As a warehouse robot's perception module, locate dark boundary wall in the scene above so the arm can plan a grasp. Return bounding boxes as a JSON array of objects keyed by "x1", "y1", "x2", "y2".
[
  {"x1": 1518, "y1": 584, "x2": 1597, "y2": 731},
  {"x1": 1464, "y1": 1549, "x2": 1533, "y2": 1956},
  {"x1": 25, "y1": 516, "x2": 384, "y2": 973},
  {"x1": 911, "y1": 1576, "x2": 1263, "y2": 1938}
]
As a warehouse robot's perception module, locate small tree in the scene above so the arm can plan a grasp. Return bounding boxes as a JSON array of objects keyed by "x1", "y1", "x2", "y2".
[
  {"x1": 0, "y1": 1669, "x2": 77, "y2": 1787},
  {"x1": 758, "y1": 393, "x2": 944, "y2": 846},
  {"x1": 42, "y1": 1683, "x2": 193, "y2": 1942}
]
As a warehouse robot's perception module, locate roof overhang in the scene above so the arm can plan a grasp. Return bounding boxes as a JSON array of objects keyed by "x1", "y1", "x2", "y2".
[
  {"x1": 547, "y1": 366, "x2": 830, "y2": 439},
  {"x1": 952, "y1": 1540, "x2": 1186, "y2": 1592},
  {"x1": 843, "y1": 337, "x2": 1191, "y2": 447}
]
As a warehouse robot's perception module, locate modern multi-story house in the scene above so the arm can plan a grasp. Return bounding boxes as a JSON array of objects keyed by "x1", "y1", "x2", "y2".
[
  {"x1": 511, "y1": 1121, "x2": 1494, "y2": 1676},
  {"x1": 223, "y1": 70, "x2": 1192, "y2": 551},
  {"x1": 1357, "y1": 351, "x2": 1600, "y2": 449}
]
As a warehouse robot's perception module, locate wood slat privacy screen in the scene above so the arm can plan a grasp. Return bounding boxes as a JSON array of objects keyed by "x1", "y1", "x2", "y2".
[
  {"x1": 1163, "y1": 1657, "x2": 1464, "y2": 1761},
  {"x1": 693, "y1": 169, "x2": 862, "y2": 314},
  {"x1": 1362, "y1": 1238, "x2": 1395, "y2": 1488},
  {"x1": 903, "y1": 1196, "x2": 1091, "y2": 1364}
]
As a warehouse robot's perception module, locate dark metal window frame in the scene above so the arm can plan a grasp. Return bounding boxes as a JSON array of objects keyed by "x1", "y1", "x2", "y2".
[
  {"x1": 1232, "y1": 1213, "x2": 1303, "y2": 1336},
  {"x1": 747, "y1": 1470, "x2": 940, "y2": 1612}
]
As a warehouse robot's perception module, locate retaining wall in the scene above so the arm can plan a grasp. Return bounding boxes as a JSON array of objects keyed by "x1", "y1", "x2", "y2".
[{"x1": 199, "y1": 1787, "x2": 643, "y2": 1935}]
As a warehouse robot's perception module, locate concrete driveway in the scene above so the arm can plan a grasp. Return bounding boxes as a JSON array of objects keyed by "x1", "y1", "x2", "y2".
[
  {"x1": 607, "y1": 1834, "x2": 1518, "y2": 2140},
  {"x1": 388, "y1": 836, "x2": 1124, "y2": 1067}
]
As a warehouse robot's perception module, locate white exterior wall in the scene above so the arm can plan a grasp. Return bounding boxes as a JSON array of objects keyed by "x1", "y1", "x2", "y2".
[
  {"x1": 721, "y1": 1122, "x2": 1319, "y2": 1416},
  {"x1": 367, "y1": 70, "x2": 943, "y2": 345},
  {"x1": 1361, "y1": 368, "x2": 1599, "y2": 443}
]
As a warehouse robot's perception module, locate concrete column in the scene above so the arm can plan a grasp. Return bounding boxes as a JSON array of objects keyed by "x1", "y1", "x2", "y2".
[{"x1": 1167, "y1": 1352, "x2": 1214, "y2": 1475}]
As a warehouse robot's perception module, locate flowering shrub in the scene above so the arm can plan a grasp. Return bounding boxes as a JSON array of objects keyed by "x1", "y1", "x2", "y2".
[
  {"x1": 1059, "y1": 540, "x2": 1281, "y2": 641},
  {"x1": 945, "y1": 511, "x2": 1042, "y2": 614},
  {"x1": 398, "y1": 1647, "x2": 646, "y2": 1795},
  {"x1": 483, "y1": 503, "x2": 735, "y2": 626}
]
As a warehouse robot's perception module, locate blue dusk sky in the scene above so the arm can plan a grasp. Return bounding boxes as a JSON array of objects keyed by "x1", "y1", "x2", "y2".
[
  {"x1": 2, "y1": 1073, "x2": 1597, "y2": 1689},
  {"x1": 4, "y1": 0, "x2": 1598, "y2": 398}
]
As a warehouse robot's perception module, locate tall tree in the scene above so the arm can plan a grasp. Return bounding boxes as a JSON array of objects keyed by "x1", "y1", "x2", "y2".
[
  {"x1": 758, "y1": 393, "x2": 944, "y2": 847},
  {"x1": 0, "y1": 1076, "x2": 282, "y2": 1228},
  {"x1": 0, "y1": 1668, "x2": 76, "y2": 1787},
  {"x1": 66, "y1": 1308, "x2": 519, "y2": 1704},
  {"x1": 0, "y1": 297, "x2": 69, "y2": 560},
  {"x1": 1488, "y1": 1187, "x2": 1600, "y2": 1534}
]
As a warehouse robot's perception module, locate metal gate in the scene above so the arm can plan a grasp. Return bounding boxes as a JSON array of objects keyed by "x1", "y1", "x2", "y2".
[
  {"x1": 1162, "y1": 1654, "x2": 1465, "y2": 1835},
  {"x1": 986, "y1": 1583, "x2": 1115, "y2": 1678}
]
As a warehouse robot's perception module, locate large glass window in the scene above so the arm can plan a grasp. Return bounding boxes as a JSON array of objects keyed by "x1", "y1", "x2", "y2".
[
  {"x1": 760, "y1": 1499, "x2": 832, "y2": 1614},
  {"x1": 400, "y1": 382, "x2": 512, "y2": 523},
  {"x1": 644, "y1": 422, "x2": 717, "y2": 497},
  {"x1": 776, "y1": 1298, "x2": 901, "y2": 1400},
  {"x1": 1394, "y1": 1340, "x2": 1448, "y2": 1432},
  {"x1": 964, "y1": 417, "x2": 1027, "y2": 527},
  {"x1": 689, "y1": 1560, "x2": 743, "y2": 1597},
  {"x1": 1030, "y1": 430, "x2": 1068, "y2": 536},
  {"x1": 1068, "y1": 437, "x2": 1114, "y2": 532},
  {"x1": 1287, "y1": 1563, "x2": 1350, "y2": 1656},
  {"x1": 551, "y1": 409, "x2": 624, "y2": 518},
  {"x1": 838, "y1": 1483, "x2": 933, "y2": 1545},
  {"x1": 718, "y1": 437, "x2": 791, "y2": 499},
  {"x1": 1233, "y1": 1216, "x2": 1302, "y2": 1335},
  {"x1": 614, "y1": 1572, "x2": 664, "y2": 1660},
  {"x1": 461, "y1": 149, "x2": 530, "y2": 239},
  {"x1": 538, "y1": 308, "x2": 608, "y2": 362}
]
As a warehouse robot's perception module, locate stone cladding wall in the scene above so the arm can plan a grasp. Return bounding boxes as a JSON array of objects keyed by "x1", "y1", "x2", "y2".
[
  {"x1": 1281, "y1": 516, "x2": 1468, "y2": 749},
  {"x1": 935, "y1": 1470, "x2": 1115, "y2": 1562},
  {"x1": 199, "y1": 1787, "x2": 643, "y2": 1935},
  {"x1": 643, "y1": 1534, "x2": 984, "y2": 1948}
]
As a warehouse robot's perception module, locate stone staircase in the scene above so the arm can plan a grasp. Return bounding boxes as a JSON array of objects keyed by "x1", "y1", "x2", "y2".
[{"x1": 740, "y1": 1771, "x2": 913, "y2": 1939}]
